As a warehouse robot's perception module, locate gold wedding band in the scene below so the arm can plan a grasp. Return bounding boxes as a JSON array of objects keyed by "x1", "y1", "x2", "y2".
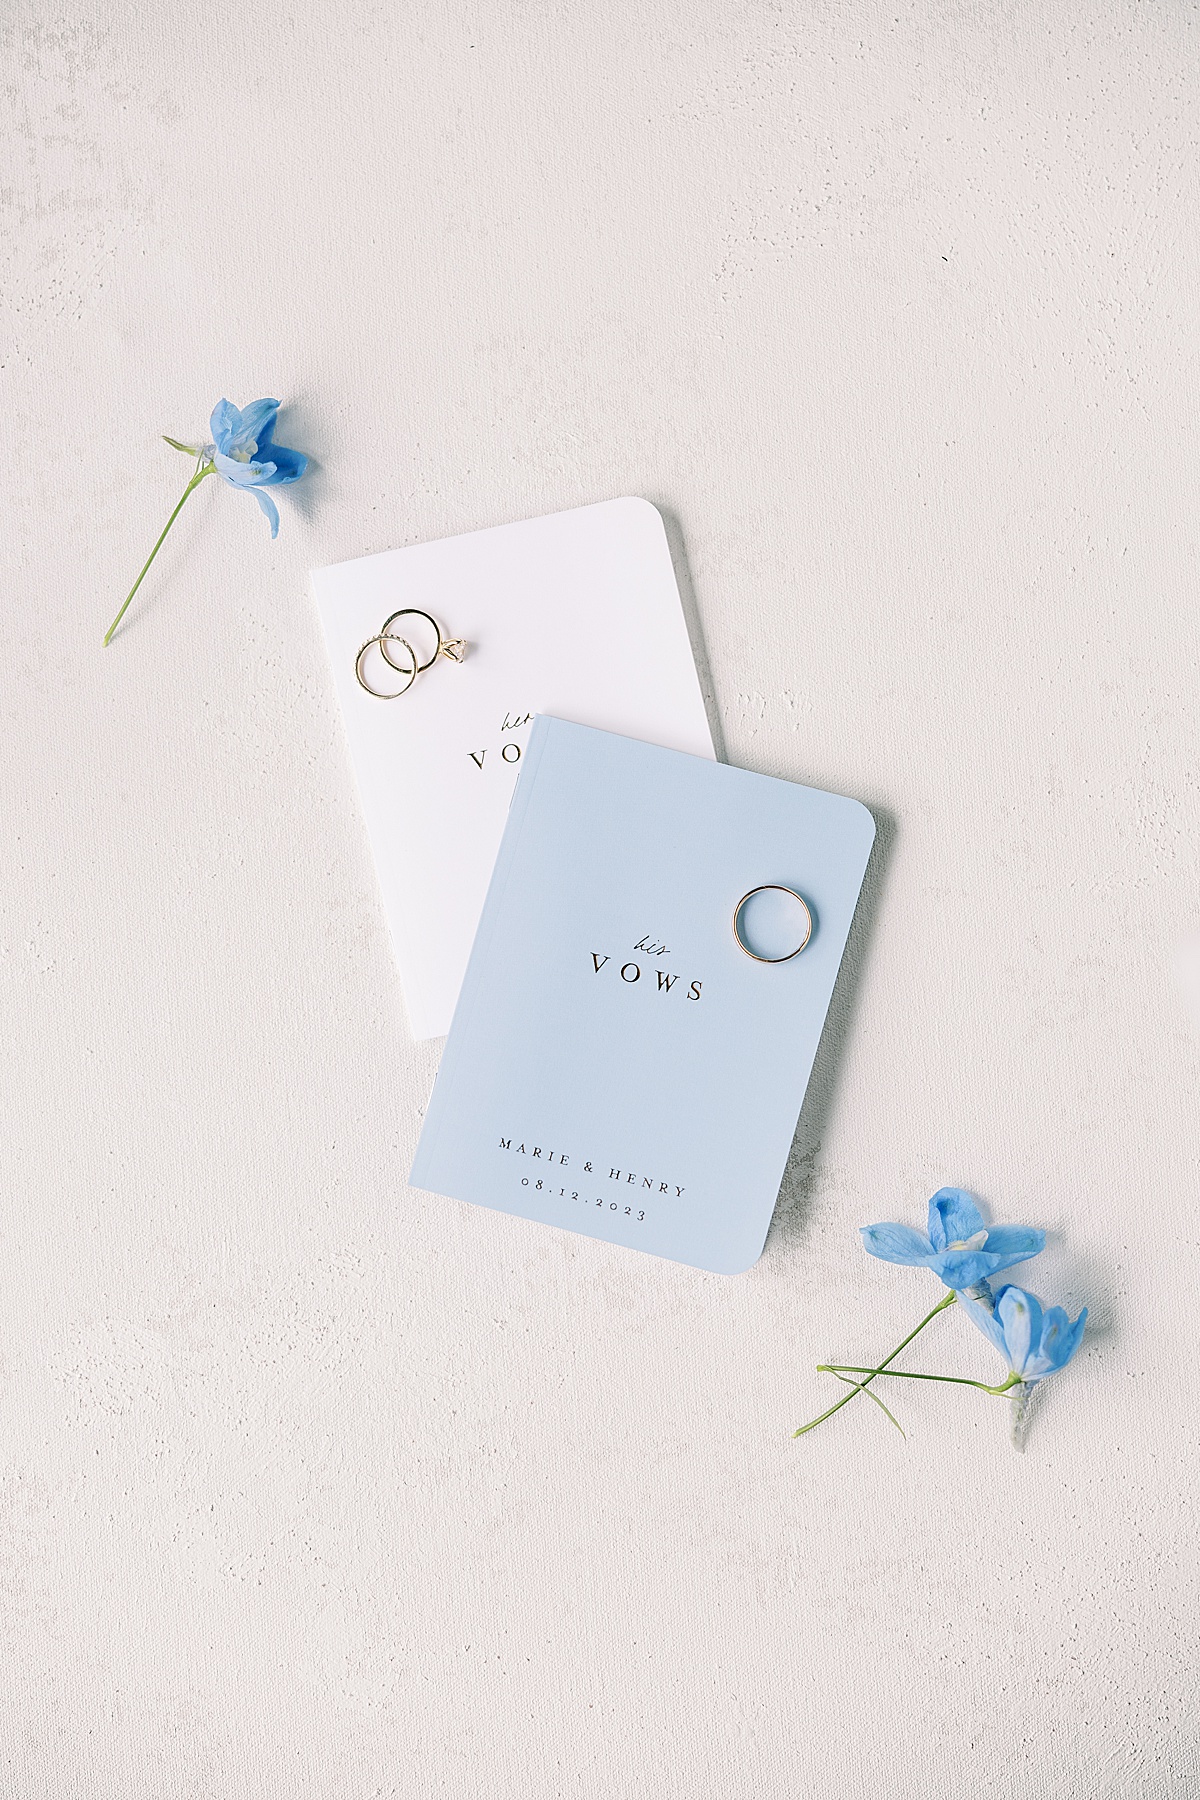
[{"x1": 355, "y1": 634, "x2": 418, "y2": 699}]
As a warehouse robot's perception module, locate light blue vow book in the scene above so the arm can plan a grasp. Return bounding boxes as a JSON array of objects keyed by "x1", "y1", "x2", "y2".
[{"x1": 410, "y1": 719, "x2": 876, "y2": 1274}]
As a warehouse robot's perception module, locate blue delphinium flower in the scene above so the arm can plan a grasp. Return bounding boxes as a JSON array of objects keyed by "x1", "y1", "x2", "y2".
[
  {"x1": 860, "y1": 1187, "x2": 1045, "y2": 1290},
  {"x1": 798, "y1": 1186, "x2": 1085, "y2": 1449},
  {"x1": 204, "y1": 398, "x2": 308, "y2": 538},
  {"x1": 960, "y1": 1284, "x2": 1087, "y2": 1383},
  {"x1": 105, "y1": 398, "x2": 309, "y2": 643}
]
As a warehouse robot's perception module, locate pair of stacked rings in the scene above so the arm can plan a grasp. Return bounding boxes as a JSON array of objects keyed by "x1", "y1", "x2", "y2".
[{"x1": 355, "y1": 609, "x2": 467, "y2": 699}]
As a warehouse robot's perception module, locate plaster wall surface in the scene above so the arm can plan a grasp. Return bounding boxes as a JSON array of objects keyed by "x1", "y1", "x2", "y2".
[{"x1": 2, "y1": 4, "x2": 1198, "y2": 1795}]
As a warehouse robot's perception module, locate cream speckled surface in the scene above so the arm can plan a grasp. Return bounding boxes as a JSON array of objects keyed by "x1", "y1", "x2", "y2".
[{"x1": 3, "y1": 5, "x2": 1199, "y2": 1795}]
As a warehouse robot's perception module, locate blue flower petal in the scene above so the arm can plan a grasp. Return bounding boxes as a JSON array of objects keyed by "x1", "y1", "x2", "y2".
[
  {"x1": 229, "y1": 398, "x2": 280, "y2": 452},
  {"x1": 209, "y1": 399, "x2": 242, "y2": 453},
  {"x1": 927, "y1": 1188, "x2": 985, "y2": 1252},
  {"x1": 974, "y1": 1241, "x2": 1047, "y2": 1279},
  {"x1": 859, "y1": 1223, "x2": 935, "y2": 1266},
  {"x1": 255, "y1": 442, "x2": 307, "y2": 485},
  {"x1": 214, "y1": 451, "x2": 279, "y2": 488},
  {"x1": 980, "y1": 1224, "x2": 1045, "y2": 1263},
  {"x1": 1059, "y1": 1306, "x2": 1087, "y2": 1368},
  {"x1": 1027, "y1": 1304, "x2": 1087, "y2": 1378},
  {"x1": 997, "y1": 1287, "x2": 1041, "y2": 1376},
  {"x1": 958, "y1": 1288, "x2": 1010, "y2": 1358},
  {"x1": 252, "y1": 486, "x2": 280, "y2": 536},
  {"x1": 1029, "y1": 1306, "x2": 1070, "y2": 1377},
  {"x1": 209, "y1": 397, "x2": 281, "y2": 459},
  {"x1": 928, "y1": 1247, "x2": 1007, "y2": 1289}
]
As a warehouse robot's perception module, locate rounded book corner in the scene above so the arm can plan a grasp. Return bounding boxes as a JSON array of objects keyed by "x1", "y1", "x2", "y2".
[
  {"x1": 703, "y1": 1238, "x2": 768, "y2": 1277},
  {"x1": 849, "y1": 796, "x2": 878, "y2": 849},
  {"x1": 610, "y1": 494, "x2": 665, "y2": 534}
]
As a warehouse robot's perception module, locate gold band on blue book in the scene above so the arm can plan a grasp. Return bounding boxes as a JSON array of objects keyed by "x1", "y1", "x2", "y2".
[
  {"x1": 732, "y1": 885, "x2": 813, "y2": 963},
  {"x1": 356, "y1": 608, "x2": 467, "y2": 699}
]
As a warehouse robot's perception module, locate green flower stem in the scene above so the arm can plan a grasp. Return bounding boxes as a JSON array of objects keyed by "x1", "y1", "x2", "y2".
[
  {"x1": 827, "y1": 1370, "x2": 908, "y2": 1437},
  {"x1": 793, "y1": 1289, "x2": 958, "y2": 1438},
  {"x1": 819, "y1": 1363, "x2": 1023, "y2": 1398},
  {"x1": 104, "y1": 461, "x2": 216, "y2": 646}
]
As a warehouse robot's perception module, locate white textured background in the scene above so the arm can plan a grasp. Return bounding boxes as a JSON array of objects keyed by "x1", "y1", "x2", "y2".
[{"x1": 3, "y1": 4, "x2": 1199, "y2": 1795}]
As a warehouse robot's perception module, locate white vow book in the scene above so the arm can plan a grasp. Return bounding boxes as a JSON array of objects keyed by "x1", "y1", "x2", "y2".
[{"x1": 311, "y1": 499, "x2": 714, "y2": 1038}]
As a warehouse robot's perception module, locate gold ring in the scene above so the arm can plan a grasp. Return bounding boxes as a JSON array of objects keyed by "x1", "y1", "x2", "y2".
[
  {"x1": 355, "y1": 634, "x2": 418, "y2": 699},
  {"x1": 380, "y1": 608, "x2": 467, "y2": 674},
  {"x1": 732, "y1": 885, "x2": 813, "y2": 963}
]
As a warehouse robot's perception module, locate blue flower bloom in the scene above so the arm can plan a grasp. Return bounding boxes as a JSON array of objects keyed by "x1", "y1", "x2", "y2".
[
  {"x1": 860, "y1": 1187, "x2": 1045, "y2": 1290},
  {"x1": 961, "y1": 1284, "x2": 1087, "y2": 1382},
  {"x1": 204, "y1": 398, "x2": 308, "y2": 537}
]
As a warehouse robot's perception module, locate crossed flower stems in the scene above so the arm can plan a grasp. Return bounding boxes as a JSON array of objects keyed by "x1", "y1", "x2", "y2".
[{"x1": 794, "y1": 1290, "x2": 1022, "y2": 1441}]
